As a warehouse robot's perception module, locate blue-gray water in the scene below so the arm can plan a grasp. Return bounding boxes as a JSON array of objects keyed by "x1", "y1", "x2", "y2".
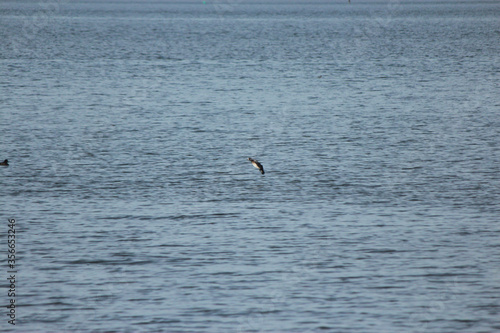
[{"x1": 1, "y1": 1, "x2": 500, "y2": 332}]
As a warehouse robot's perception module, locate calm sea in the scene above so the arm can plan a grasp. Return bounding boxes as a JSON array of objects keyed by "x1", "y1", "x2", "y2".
[{"x1": 1, "y1": 0, "x2": 499, "y2": 332}]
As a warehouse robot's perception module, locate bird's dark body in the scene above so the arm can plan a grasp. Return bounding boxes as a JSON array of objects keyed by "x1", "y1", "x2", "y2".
[{"x1": 248, "y1": 157, "x2": 265, "y2": 175}]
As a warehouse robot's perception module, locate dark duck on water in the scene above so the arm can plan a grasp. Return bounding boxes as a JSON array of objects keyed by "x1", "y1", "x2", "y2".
[{"x1": 248, "y1": 157, "x2": 264, "y2": 175}]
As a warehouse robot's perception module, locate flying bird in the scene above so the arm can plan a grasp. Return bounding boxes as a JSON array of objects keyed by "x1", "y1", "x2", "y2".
[{"x1": 248, "y1": 157, "x2": 265, "y2": 175}]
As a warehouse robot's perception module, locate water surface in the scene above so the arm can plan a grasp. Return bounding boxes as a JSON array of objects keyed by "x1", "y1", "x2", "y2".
[{"x1": 1, "y1": 1, "x2": 499, "y2": 332}]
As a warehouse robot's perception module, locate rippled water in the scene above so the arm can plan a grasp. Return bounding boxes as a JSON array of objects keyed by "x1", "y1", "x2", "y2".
[{"x1": 1, "y1": 1, "x2": 500, "y2": 332}]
